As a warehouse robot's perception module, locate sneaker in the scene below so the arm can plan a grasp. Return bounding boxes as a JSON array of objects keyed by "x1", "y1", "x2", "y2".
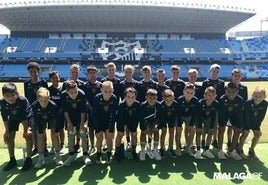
[
  {"x1": 139, "y1": 149, "x2": 146, "y2": 161},
  {"x1": 202, "y1": 150, "x2": 215, "y2": 159},
  {"x1": 248, "y1": 150, "x2": 259, "y2": 159},
  {"x1": 218, "y1": 150, "x2": 227, "y2": 160},
  {"x1": 63, "y1": 155, "x2": 76, "y2": 166},
  {"x1": 74, "y1": 144, "x2": 81, "y2": 153},
  {"x1": 106, "y1": 152, "x2": 112, "y2": 164},
  {"x1": 3, "y1": 158, "x2": 17, "y2": 171},
  {"x1": 194, "y1": 150, "x2": 202, "y2": 159},
  {"x1": 185, "y1": 150, "x2": 194, "y2": 157},
  {"x1": 101, "y1": 144, "x2": 107, "y2": 154},
  {"x1": 88, "y1": 147, "x2": 96, "y2": 155},
  {"x1": 32, "y1": 148, "x2": 38, "y2": 156},
  {"x1": 50, "y1": 147, "x2": 55, "y2": 154},
  {"x1": 168, "y1": 149, "x2": 177, "y2": 158},
  {"x1": 146, "y1": 148, "x2": 154, "y2": 159},
  {"x1": 59, "y1": 144, "x2": 65, "y2": 154},
  {"x1": 126, "y1": 142, "x2": 132, "y2": 152},
  {"x1": 113, "y1": 151, "x2": 121, "y2": 163},
  {"x1": 153, "y1": 149, "x2": 161, "y2": 160},
  {"x1": 21, "y1": 157, "x2": 32, "y2": 171},
  {"x1": 175, "y1": 148, "x2": 182, "y2": 156},
  {"x1": 83, "y1": 156, "x2": 92, "y2": 165},
  {"x1": 212, "y1": 140, "x2": 219, "y2": 148},
  {"x1": 55, "y1": 156, "x2": 63, "y2": 166},
  {"x1": 201, "y1": 140, "x2": 205, "y2": 149},
  {"x1": 44, "y1": 148, "x2": 49, "y2": 157},
  {"x1": 96, "y1": 152, "x2": 102, "y2": 164},
  {"x1": 237, "y1": 149, "x2": 247, "y2": 159},
  {"x1": 160, "y1": 149, "x2": 165, "y2": 158},
  {"x1": 34, "y1": 159, "x2": 45, "y2": 169},
  {"x1": 131, "y1": 150, "x2": 139, "y2": 161},
  {"x1": 228, "y1": 150, "x2": 242, "y2": 160}
]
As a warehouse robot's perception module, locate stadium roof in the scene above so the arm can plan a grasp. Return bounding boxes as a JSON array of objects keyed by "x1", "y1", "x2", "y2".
[{"x1": 0, "y1": 0, "x2": 256, "y2": 34}]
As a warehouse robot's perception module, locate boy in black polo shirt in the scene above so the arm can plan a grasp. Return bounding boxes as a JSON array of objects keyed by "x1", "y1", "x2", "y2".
[
  {"x1": 1, "y1": 83, "x2": 33, "y2": 171},
  {"x1": 114, "y1": 87, "x2": 140, "y2": 162},
  {"x1": 218, "y1": 82, "x2": 244, "y2": 160},
  {"x1": 32, "y1": 87, "x2": 63, "y2": 168},
  {"x1": 159, "y1": 89, "x2": 178, "y2": 158},
  {"x1": 84, "y1": 65, "x2": 102, "y2": 154},
  {"x1": 238, "y1": 87, "x2": 267, "y2": 159},
  {"x1": 195, "y1": 86, "x2": 218, "y2": 159},
  {"x1": 24, "y1": 61, "x2": 48, "y2": 155},
  {"x1": 139, "y1": 89, "x2": 161, "y2": 161},
  {"x1": 156, "y1": 69, "x2": 170, "y2": 102},
  {"x1": 177, "y1": 83, "x2": 198, "y2": 156},
  {"x1": 62, "y1": 80, "x2": 91, "y2": 166},
  {"x1": 165, "y1": 65, "x2": 185, "y2": 98},
  {"x1": 93, "y1": 81, "x2": 118, "y2": 164}
]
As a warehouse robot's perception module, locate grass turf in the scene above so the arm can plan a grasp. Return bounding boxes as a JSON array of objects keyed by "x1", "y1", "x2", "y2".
[{"x1": 0, "y1": 144, "x2": 268, "y2": 185}]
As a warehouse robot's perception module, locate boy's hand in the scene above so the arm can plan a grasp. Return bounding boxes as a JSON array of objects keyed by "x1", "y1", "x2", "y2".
[
  {"x1": 67, "y1": 123, "x2": 73, "y2": 132},
  {"x1": 23, "y1": 129, "x2": 31, "y2": 139},
  {"x1": 80, "y1": 122, "x2": 88, "y2": 132},
  {"x1": 3, "y1": 132, "x2": 9, "y2": 144}
]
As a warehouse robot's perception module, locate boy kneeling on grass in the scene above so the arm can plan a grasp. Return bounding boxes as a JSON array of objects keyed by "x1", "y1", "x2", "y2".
[
  {"x1": 238, "y1": 86, "x2": 268, "y2": 159},
  {"x1": 1, "y1": 83, "x2": 33, "y2": 171},
  {"x1": 32, "y1": 87, "x2": 63, "y2": 168}
]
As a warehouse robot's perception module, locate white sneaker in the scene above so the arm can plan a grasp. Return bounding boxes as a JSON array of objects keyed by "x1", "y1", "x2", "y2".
[
  {"x1": 139, "y1": 149, "x2": 146, "y2": 161},
  {"x1": 202, "y1": 150, "x2": 215, "y2": 159},
  {"x1": 175, "y1": 148, "x2": 182, "y2": 156},
  {"x1": 228, "y1": 150, "x2": 242, "y2": 160},
  {"x1": 194, "y1": 150, "x2": 202, "y2": 159},
  {"x1": 59, "y1": 145, "x2": 65, "y2": 154},
  {"x1": 63, "y1": 155, "x2": 76, "y2": 166},
  {"x1": 34, "y1": 159, "x2": 45, "y2": 169},
  {"x1": 83, "y1": 156, "x2": 92, "y2": 165},
  {"x1": 218, "y1": 150, "x2": 227, "y2": 160},
  {"x1": 126, "y1": 143, "x2": 132, "y2": 152},
  {"x1": 153, "y1": 149, "x2": 162, "y2": 160},
  {"x1": 146, "y1": 148, "x2": 155, "y2": 159},
  {"x1": 55, "y1": 156, "x2": 63, "y2": 166}
]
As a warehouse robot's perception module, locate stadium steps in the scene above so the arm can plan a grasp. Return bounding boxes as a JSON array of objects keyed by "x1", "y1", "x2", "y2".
[
  {"x1": 35, "y1": 38, "x2": 45, "y2": 52},
  {"x1": 16, "y1": 37, "x2": 27, "y2": 52},
  {"x1": 59, "y1": 37, "x2": 66, "y2": 52},
  {"x1": 241, "y1": 40, "x2": 249, "y2": 52}
]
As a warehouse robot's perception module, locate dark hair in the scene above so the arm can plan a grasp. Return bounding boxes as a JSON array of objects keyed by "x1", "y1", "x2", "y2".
[
  {"x1": 65, "y1": 80, "x2": 78, "y2": 90},
  {"x1": 184, "y1": 83, "x2": 196, "y2": 90},
  {"x1": 2, "y1": 83, "x2": 18, "y2": 95},
  {"x1": 27, "y1": 61, "x2": 40, "y2": 72},
  {"x1": 49, "y1": 71, "x2": 60, "y2": 78},
  {"x1": 225, "y1": 82, "x2": 238, "y2": 90},
  {"x1": 87, "y1": 65, "x2": 98, "y2": 73},
  {"x1": 124, "y1": 87, "x2": 137, "y2": 97}
]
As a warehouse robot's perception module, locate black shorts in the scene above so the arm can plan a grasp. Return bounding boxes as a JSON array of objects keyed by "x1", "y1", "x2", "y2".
[
  {"x1": 198, "y1": 118, "x2": 215, "y2": 132},
  {"x1": 95, "y1": 120, "x2": 115, "y2": 133},
  {"x1": 56, "y1": 112, "x2": 65, "y2": 131},
  {"x1": 7, "y1": 119, "x2": 21, "y2": 132},
  {"x1": 36, "y1": 118, "x2": 57, "y2": 134},
  {"x1": 140, "y1": 120, "x2": 159, "y2": 131},
  {"x1": 158, "y1": 120, "x2": 176, "y2": 129},
  {"x1": 117, "y1": 121, "x2": 139, "y2": 133},
  {"x1": 243, "y1": 123, "x2": 261, "y2": 131},
  {"x1": 87, "y1": 111, "x2": 94, "y2": 128},
  {"x1": 219, "y1": 117, "x2": 242, "y2": 128}
]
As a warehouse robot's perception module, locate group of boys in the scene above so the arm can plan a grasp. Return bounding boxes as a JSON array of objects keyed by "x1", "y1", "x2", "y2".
[{"x1": 1, "y1": 62, "x2": 267, "y2": 172}]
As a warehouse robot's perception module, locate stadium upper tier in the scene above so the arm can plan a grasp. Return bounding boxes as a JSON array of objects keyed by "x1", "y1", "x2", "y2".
[
  {"x1": 0, "y1": 34, "x2": 268, "y2": 61},
  {"x1": 0, "y1": 0, "x2": 255, "y2": 34}
]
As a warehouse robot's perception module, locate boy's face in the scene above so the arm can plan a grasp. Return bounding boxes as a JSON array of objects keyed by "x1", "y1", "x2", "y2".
[
  {"x1": 38, "y1": 96, "x2": 50, "y2": 108},
  {"x1": 183, "y1": 88, "x2": 195, "y2": 100},
  {"x1": 50, "y1": 73, "x2": 60, "y2": 85},
  {"x1": 125, "y1": 92, "x2": 136, "y2": 106},
  {"x1": 157, "y1": 72, "x2": 165, "y2": 83},
  {"x1": 67, "y1": 88, "x2": 78, "y2": 100},
  {"x1": 124, "y1": 69, "x2": 133, "y2": 79},
  {"x1": 231, "y1": 72, "x2": 242, "y2": 84},
  {"x1": 3, "y1": 92, "x2": 18, "y2": 104},
  {"x1": 163, "y1": 95, "x2": 174, "y2": 106},
  {"x1": 28, "y1": 68, "x2": 39, "y2": 79},
  {"x1": 107, "y1": 66, "x2": 116, "y2": 77},
  {"x1": 146, "y1": 94, "x2": 157, "y2": 106},
  {"x1": 171, "y1": 69, "x2": 180, "y2": 79},
  {"x1": 70, "y1": 68, "x2": 79, "y2": 79},
  {"x1": 101, "y1": 86, "x2": 114, "y2": 100},
  {"x1": 252, "y1": 91, "x2": 266, "y2": 105},
  {"x1": 210, "y1": 68, "x2": 220, "y2": 80},
  {"x1": 188, "y1": 73, "x2": 197, "y2": 83},
  {"x1": 204, "y1": 91, "x2": 216, "y2": 103},
  {"x1": 87, "y1": 70, "x2": 97, "y2": 81},
  {"x1": 225, "y1": 87, "x2": 238, "y2": 100},
  {"x1": 142, "y1": 70, "x2": 151, "y2": 79}
]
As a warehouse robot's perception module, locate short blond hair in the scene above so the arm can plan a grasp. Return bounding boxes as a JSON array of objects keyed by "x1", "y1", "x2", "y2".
[
  {"x1": 162, "y1": 89, "x2": 174, "y2": 97},
  {"x1": 141, "y1": 65, "x2": 151, "y2": 72},
  {"x1": 188, "y1": 68, "x2": 198, "y2": 75},
  {"x1": 253, "y1": 86, "x2": 266, "y2": 96},
  {"x1": 106, "y1": 62, "x2": 116, "y2": 69},
  {"x1": 37, "y1": 87, "x2": 50, "y2": 98},
  {"x1": 124, "y1": 64, "x2": 134, "y2": 71},
  {"x1": 102, "y1": 81, "x2": 114, "y2": 89},
  {"x1": 70, "y1": 64, "x2": 80, "y2": 71}
]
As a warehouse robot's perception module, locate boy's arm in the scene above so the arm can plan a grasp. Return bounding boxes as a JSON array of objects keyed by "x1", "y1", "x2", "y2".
[
  {"x1": 80, "y1": 112, "x2": 87, "y2": 131},
  {"x1": 21, "y1": 120, "x2": 30, "y2": 138},
  {"x1": 3, "y1": 121, "x2": 10, "y2": 142}
]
